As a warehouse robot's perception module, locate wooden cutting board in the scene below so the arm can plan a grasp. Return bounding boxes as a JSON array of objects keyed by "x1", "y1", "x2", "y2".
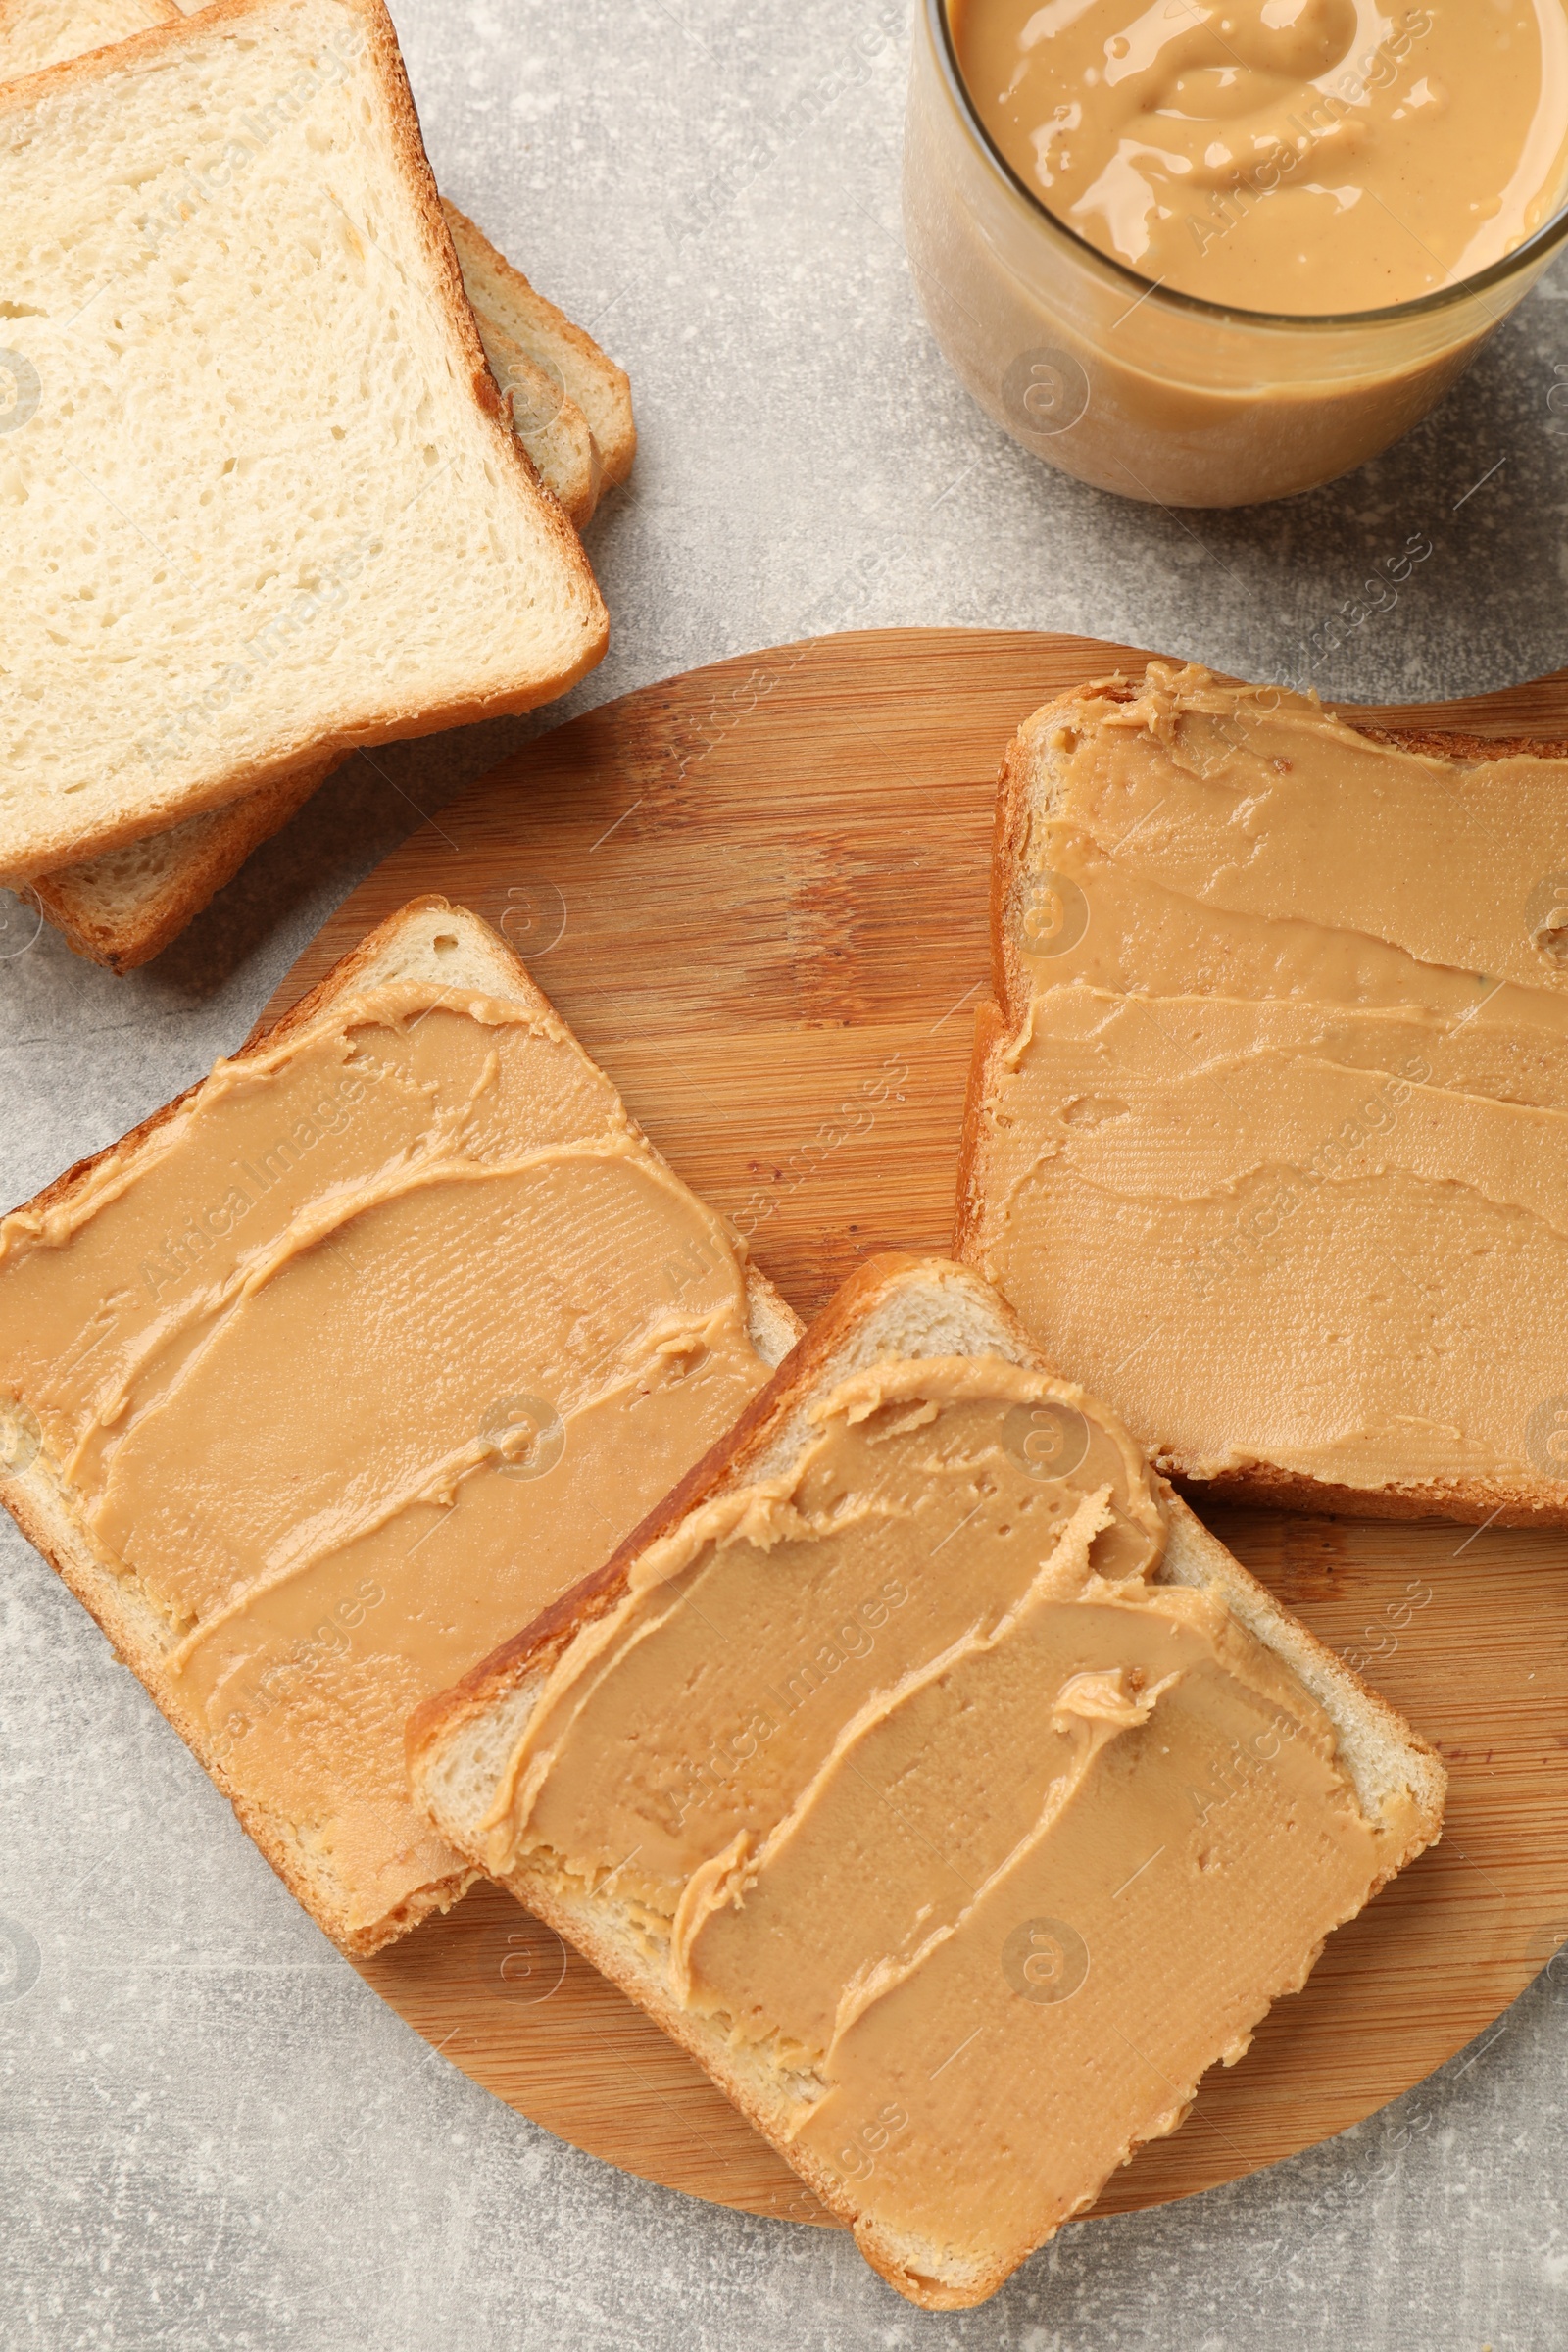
[{"x1": 262, "y1": 628, "x2": 1568, "y2": 2232}]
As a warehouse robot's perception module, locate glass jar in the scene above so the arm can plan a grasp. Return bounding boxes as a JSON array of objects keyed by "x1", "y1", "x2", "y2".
[{"x1": 904, "y1": 0, "x2": 1568, "y2": 509}]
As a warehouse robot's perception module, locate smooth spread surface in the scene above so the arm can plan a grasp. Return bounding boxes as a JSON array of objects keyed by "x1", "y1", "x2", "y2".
[
  {"x1": 954, "y1": 0, "x2": 1568, "y2": 312},
  {"x1": 0, "y1": 979, "x2": 773, "y2": 1938},
  {"x1": 971, "y1": 663, "x2": 1568, "y2": 1504},
  {"x1": 484, "y1": 1355, "x2": 1415, "y2": 2281}
]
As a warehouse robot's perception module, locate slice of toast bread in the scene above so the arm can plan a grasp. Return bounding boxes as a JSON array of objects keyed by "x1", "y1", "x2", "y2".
[
  {"x1": 956, "y1": 663, "x2": 1568, "y2": 1530},
  {"x1": 1, "y1": 0, "x2": 631, "y2": 970},
  {"x1": 0, "y1": 0, "x2": 616, "y2": 530},
  {"x1": 0, "y1": 899, "x2": 800, "y2": 1951},
  {"x1": 17, "y1": 333, "x2": 591, "y2": 977},
  {"x1": 0, "y1": 0, "x2": 608, "y2": 883},
  {"x1": 409, "y1": 1251, "x2": 1446, "y2": 2307}
]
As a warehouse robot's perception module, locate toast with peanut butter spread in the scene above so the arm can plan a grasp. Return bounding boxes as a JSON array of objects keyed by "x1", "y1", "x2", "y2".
[
  {"x1": 957, "y1": 662, "x2": 1568, "y2": 1529},
  {"x1": 409, "y1": 1252, "x2": 1445, "y2": 2309},
  {"x1": 0, "y1": 899, "x2": 799, "y2": 1953}
]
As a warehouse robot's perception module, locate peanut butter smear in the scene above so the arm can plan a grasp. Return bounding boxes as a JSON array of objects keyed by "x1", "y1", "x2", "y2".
[
  {"x1": 482, "y1": 1357, "x2": 1417, "y2": 2272},
  {"x1": 0, "y1": 982, "x2": 775, "y2": 1938},
  {"x1": 954, "y1": 0, "x2": 1568, "y2": 312},
  {"x1": 969, "y1": 664, "x2": 1568, "y2": 1506}
]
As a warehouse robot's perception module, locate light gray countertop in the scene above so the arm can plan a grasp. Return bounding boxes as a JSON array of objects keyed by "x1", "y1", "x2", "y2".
[{"x1": 4, "y1": 4, "x2": 1566, "y2": 2346}]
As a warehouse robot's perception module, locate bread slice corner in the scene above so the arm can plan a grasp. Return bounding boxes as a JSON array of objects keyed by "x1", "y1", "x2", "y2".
[
  {"x1": 442, "y1": 199, "x2": 636, "y2": 489},
  {"x1": 28, "y1": 756, "x2": 339, "y2": 972},
  {"x1": 1, "y1": 3, "x2": 623, "y2": 959}
]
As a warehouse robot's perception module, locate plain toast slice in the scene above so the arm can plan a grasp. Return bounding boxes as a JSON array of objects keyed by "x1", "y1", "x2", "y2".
[
  {"x1": 0, "y1": 0, "x2": 629, "y2": 967},
  {"x1": 0, "y1": 0, "x2": 607, "y2": 882}
]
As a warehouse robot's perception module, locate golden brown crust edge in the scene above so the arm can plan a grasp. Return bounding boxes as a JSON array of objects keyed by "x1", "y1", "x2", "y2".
[
  {"x1": 441, "y1": 199, "x2": 637, "y2": 487},
  {"x1": 1174, "y1": 1460, "x2": 1568, "y2": 1531},
  {"x1": 30, "y1": 760, "x2": 341, "y2": 974},
  {"x1": 310, "y1": 0, "x2": 609, "y2": 695},
  {"x1": 954, "y1": 669, "x2": 1568, "y2": 1530},
  {"x1": 468, "y1": 308, "x2": 597, "y2": 530}
]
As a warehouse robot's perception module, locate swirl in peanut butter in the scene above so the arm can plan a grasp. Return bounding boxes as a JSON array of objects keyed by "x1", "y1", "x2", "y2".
[{"x1": 954, "y1": 0, "x2": 1568, "y2": 311}]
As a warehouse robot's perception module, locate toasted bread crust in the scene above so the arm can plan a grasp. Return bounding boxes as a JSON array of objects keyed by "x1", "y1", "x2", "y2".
[
  {"x1": 30, "y1": 760, "x2": 339, "y2": 973},
  {"x1": 955, "y1": 674, "x2": 1568, "y2": 1530},
  {"x1": 441, "y1": 199, "x2": 636, "y2": 488},
  {"x1": 1171, "y1": 1460, "x2": 1568, "y2": 1528}
]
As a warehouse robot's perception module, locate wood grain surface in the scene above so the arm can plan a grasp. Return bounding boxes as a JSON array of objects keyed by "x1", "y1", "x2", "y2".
[{"x1": 263, "y1": 629, "x2": 1568, "y2": 2231}]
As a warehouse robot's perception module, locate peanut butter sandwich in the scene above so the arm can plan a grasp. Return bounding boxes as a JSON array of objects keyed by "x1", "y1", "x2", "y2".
[
  {"x1": 0, "y1": 900, "x2": 798, "y2": 1951},
  {"x1": 959, "y1": 662, "x2": 1568, "y2": 1526},
  {"x1": 410, "y1": 1254, "x2": 1444, "y2": 2308}
]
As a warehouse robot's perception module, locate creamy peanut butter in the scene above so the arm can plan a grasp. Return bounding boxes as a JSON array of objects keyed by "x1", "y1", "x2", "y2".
[
  {"x1": 481, "y1": 1353, "x2": 1417, "y2": 2276},
  {"x1": 969, "y1": 664, "x2": 1568, "y2": 1506},
  {"x1": 0, "y1": 980, "x2": 776, "y2": 1939},
  {"x1": 955, "y1": 0, "x2": 1568, "y2": 313},
  {"x1": 905, "y1": 0, "x2": 1551, "y2": 508}
]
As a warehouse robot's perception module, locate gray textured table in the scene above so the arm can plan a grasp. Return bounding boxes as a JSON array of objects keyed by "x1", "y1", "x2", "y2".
[{"x1": 4, "y1": 4, "x2": 1566, "y2": 2346}]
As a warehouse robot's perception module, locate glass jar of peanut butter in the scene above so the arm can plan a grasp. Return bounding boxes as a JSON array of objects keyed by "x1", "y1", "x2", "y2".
[{"x1": 906, "y1": 0, "x2": 1568, "y2": 507}]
